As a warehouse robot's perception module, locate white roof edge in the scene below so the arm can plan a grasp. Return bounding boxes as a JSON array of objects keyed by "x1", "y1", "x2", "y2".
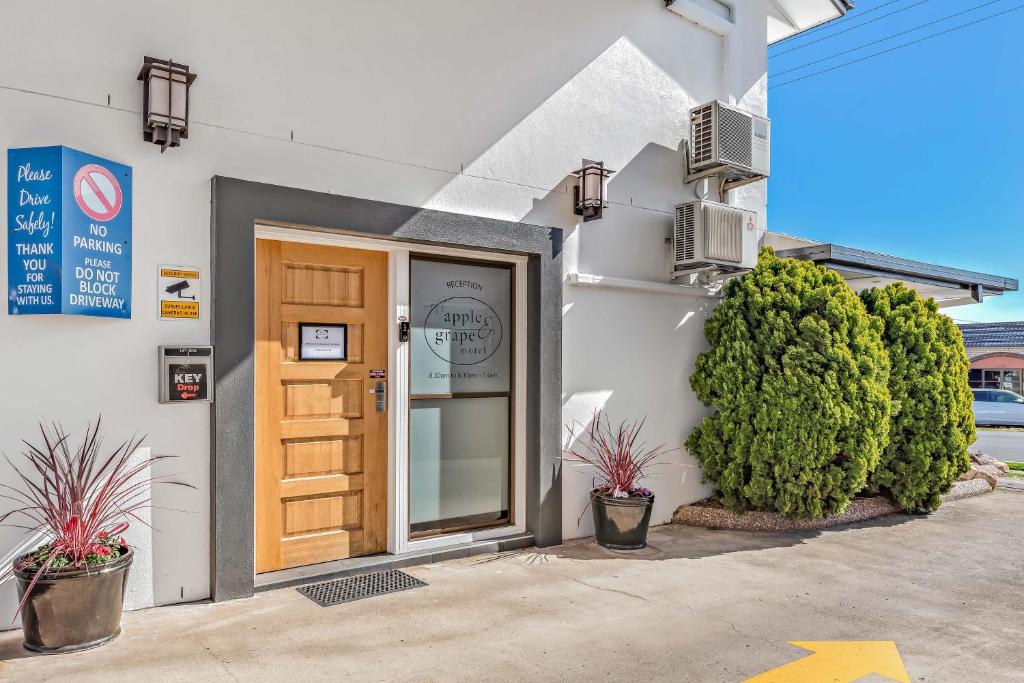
[
  {"x1": 762, "y1": 231, "x2": 824, "y2": 250},
  {"x1": 767, "y1": 0, "x2": 852, "y2": 45}
]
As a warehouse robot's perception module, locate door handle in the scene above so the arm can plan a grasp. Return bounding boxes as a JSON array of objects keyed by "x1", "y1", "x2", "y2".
[{"x1": 374, "y1": 381, "x2": 386, "y2": 412}]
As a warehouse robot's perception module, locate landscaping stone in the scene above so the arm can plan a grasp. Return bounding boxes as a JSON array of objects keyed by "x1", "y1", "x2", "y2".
[
  {"x1": 969, "y1": 451, "x2": 1010, "y2": 474},
  {"x1": 959, "y1": 464, "x2": 999, "y2": 489}
]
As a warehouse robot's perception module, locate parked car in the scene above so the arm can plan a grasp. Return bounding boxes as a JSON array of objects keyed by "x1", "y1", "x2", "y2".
[{"x1": 972, "y1": 388, "x2": 1024, "y2": 426}]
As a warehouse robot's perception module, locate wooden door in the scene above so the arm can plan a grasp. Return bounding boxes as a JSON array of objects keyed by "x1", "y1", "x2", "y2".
[{"x1": 255, "y1": 240, "x2": 388, "y2": 573}]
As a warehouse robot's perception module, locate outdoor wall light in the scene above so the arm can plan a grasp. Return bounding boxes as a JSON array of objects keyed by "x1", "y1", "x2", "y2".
[
  {"x1": 137, "y1": 57, "x2": 197, "y2": 151},
  {"x1": 572, "y1": 159, "x2": 615, "y2": 222}
]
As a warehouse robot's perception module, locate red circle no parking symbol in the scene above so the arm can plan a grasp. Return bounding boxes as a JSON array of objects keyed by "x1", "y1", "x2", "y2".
[{"x1": 73, "y1": 164, "x2": 123, "y2": 222}]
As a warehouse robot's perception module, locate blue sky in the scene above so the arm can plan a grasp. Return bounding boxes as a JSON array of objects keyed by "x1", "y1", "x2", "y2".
[{"x1": 767, "y1": 0, "x2": 1024, "y2": 323}]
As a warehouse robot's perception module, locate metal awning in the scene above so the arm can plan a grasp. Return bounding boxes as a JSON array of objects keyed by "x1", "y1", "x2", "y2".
[
  {"x1": 768, "y1": 0, "x2": 854, "y2": 44},
  {"x1": 769, "y1": 240, "x2": 1019, "y2": 308}
]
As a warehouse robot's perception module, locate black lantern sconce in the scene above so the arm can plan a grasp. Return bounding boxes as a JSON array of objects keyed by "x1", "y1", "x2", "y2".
[
  {"x1": 137, "y1": 57, "x2": 197, "y2": 151},
  {"x1": 572, "y1": 159, "x2": 615, "y2": 222}
]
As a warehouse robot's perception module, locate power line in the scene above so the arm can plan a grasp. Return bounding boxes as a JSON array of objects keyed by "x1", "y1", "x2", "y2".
[
  {"x1": 771, "y1": 0, "x2": 908, "y2": 47},
  {"x1": 770, "y1": 5, "x2": 1022, "y2": 89},
  {"x1": 770, "y1": 0, "x2": 1006, "y2": 80},
  {"x1": 771, "y1": 0, "x2": 936, "y2": 59}
]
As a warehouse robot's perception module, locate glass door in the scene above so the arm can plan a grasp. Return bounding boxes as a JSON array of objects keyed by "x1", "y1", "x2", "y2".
[{"x1": 408, "y1": 256, "x2": 514, "y2": 538}]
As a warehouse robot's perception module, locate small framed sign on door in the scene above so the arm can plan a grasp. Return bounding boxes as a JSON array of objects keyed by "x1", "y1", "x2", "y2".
[{"x1": 298, "y1": 323, "x2": 347, "y2": 360}]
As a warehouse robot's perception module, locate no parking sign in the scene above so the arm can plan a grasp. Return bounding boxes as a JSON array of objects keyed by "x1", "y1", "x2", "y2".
[
  {"x1": 7, "y1": 146, "x2": 132, "y2": 318},
  {"x1": 73, "y1": 164, "x2": 123, "y2": 222}
]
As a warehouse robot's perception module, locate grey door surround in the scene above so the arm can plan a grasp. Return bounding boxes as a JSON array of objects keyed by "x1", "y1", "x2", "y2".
[{"x1": 210, "y1": 176, "x2": 562, "y2": 602}]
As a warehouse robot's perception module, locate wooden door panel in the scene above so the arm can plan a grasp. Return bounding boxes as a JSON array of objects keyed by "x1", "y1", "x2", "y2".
[
  {"x1": 283, "y1": 436, "x2": 363, "y2": 478},
  {"x1": 282, "y1": 492, "x2": 362, "y2": 535},
  {"x1": 281, "y1": 262, "x2": 364, "y2": 306},
  {"x1": 280, "y1": 530, "x2": 363, "y2": 568},
  {"x1": 282, "y1": 379, "x2": 364, "y2": 419},
  {"x1": 256, "y1": 240, "x2": 388, "y2": 573}
]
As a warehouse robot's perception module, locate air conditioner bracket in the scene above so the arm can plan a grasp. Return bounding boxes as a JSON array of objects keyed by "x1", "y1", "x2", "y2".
[
  {"x1": 684, "y1": 165, "x2": 766, "y2": 193},
  {"x1": 684, "y1": 164, "x2": 732, "y2": 184},
  {"x1": 671, "y1": 265, "x2": 751, "y2": 282},
  {"x1": 720, "y1": 174, "x2": 767, "y2": 193}
]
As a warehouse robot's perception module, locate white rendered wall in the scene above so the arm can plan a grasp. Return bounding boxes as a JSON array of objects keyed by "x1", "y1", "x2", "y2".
[
  {"x1": 557, "y1": 2, "x2": 770, "y2": 538},
  {"x1": 0, "y1": 0, "x2": 773, "y2": 612}
]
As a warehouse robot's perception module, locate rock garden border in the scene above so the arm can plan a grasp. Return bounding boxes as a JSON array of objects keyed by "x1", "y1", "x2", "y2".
[{"x1": 673, "y1": 454, "x2": 1007, "y2": 533}]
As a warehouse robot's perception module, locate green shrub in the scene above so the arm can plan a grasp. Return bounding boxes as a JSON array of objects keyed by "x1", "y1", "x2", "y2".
[
  {"x1": 860, "y1": 283, "x2": 975, "y2": 511},
  {"x1": 686, "y1": 248, "x2": 891, "y2": 519},
  {"x1": 1008, "y1": 462, "x2": 1024, "y2": 472}
]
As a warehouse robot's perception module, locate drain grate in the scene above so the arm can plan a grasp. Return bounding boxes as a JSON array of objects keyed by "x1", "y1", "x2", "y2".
[{"x1": 297, "y1": 569, "x2": 427, "y2": 607}]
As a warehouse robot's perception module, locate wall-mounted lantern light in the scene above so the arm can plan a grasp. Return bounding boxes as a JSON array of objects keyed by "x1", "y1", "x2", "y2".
[
  {"x1": 137, "y1": 57, "x2": 197, "y2": 152},
  {"x1": 572, "y1": 159, "x2": 615, "y2": 222}
]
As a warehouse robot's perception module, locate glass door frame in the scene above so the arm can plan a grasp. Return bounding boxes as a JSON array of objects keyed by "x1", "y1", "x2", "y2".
[{"x1": 407, "y1": 253, "x2": 516, "y2": 540}]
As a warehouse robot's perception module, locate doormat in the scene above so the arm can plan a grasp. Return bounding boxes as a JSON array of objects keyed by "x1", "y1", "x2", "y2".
[{"x1": 296, "y1": 569, "x2": 427, "y2": 607}]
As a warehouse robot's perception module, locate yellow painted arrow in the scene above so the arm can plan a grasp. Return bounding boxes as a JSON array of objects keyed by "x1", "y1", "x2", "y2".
[{"x1": 744, "y1": 641, "x2": 911, "y2": 683}]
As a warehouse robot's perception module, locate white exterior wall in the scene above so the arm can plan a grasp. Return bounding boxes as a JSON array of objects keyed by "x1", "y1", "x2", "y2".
[
  {"x1": 0, "y1": 0, "x2": 773, "y2": 611},
  {"x1": 559, "y1": 2, "x2": 770, "y2": 538}
]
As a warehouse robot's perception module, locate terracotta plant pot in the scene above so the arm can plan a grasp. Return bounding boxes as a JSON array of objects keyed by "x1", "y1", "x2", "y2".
[
  {"x1": 591, "y1": 491, "x2": 655, "y2": 550},
  {"x1": 13, "y1": 547, "x2": 133, "y2": 654}
]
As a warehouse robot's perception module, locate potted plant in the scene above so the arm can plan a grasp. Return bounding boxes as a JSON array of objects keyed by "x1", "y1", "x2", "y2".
[
  {"x1": 1, "y1": 418, "x2": 191, "y2": 654},
  {"x1": 564, "y1": 411, "x2": 674, "y2": 550}
]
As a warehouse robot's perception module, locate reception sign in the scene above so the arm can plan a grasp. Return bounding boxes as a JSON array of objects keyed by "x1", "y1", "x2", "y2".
[
  {"x1": 410, "y1": 259, "x2": 511, "y2": 394},
  {"x1": 8, "y1": 146, "x2": 132, "y2": 318}
]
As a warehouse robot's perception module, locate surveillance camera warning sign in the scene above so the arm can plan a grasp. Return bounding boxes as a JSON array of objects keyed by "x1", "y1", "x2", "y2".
[{"x1": 158, "y1": 265, "x2": 201, "y2": 319}]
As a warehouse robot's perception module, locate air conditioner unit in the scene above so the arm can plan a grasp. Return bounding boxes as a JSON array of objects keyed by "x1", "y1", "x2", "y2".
[
  {"x1": 689, "y1": 100, "x2": 770, "y2": 179},
  {"x1": 672, "y1": 200, "x2": 758, "y2": 276}
]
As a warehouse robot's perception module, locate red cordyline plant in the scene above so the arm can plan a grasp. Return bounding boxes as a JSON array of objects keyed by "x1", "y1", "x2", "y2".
[
  {"x1": 563, "y1": 411, "x2": 675, "y2": 498},
  {"x1": 0, "y1": 417, "x2": 192, "y2": 618}
]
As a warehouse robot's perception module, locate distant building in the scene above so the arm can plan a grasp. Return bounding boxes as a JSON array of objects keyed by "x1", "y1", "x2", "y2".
[{"x1": 958, "y1": 322, "x2": 1024, "y2": 394}]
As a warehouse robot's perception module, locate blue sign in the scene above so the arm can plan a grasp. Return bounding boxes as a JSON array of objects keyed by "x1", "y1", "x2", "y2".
[{"x1": 8, "y1": 146, "x2": 132, "y2": 318}]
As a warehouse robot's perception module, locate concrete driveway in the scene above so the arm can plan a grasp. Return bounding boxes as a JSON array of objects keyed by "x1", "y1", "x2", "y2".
[
  {"x1": 974, "y1": 428, "x2": 1024, "y2": 463},
  {"x1": 1, "y1": 491, "x2": 1021, "y2": 682}
]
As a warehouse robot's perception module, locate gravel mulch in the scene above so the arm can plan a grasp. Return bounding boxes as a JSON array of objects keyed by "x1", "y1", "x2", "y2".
[
  {"x1": 672, "y1": 479, "x2": 994, "y2": 533},
  {"x1": 944, "y1": 478, "x2": 998, "y2": 500}
]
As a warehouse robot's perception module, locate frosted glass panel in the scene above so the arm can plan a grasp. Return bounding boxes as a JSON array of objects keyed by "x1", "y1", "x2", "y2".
[
  {"x1": 410, "y1": 397, "x2": 509, "y2": 533},
  {"x1": 410, "y1": 259, "x2": 511, "y2": 394}
]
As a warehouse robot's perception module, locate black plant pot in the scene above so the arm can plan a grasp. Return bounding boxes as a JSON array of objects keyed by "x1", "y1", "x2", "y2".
[
  {"x1": 14, "y1": 547, "x2": 133, "y2": 654},
  {"x1": 591, "y1": 491, "x2": 655, "y2": 550}
]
